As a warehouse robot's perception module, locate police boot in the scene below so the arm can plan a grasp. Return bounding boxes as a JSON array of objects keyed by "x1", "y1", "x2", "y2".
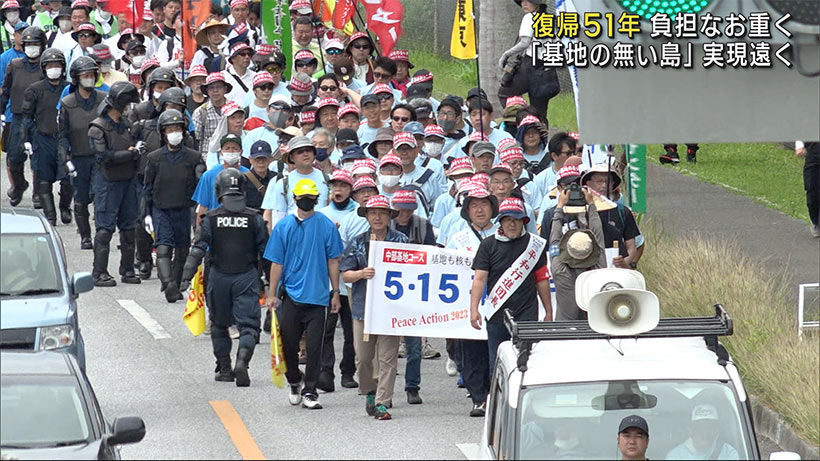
[
  {"x1": 234, "y1": 346, "x2": 254, "y2": 387},
  {"x1": 135, "y1": 226, "x2": 153, "y2": 280},
  {"x1": 74, "y1": 204, "x2": 93, "y2": 249},
  {"x1": 7, "y1": 163, "x2": 29, "y2": 207},
  {"x1": 58, "y1": 180, "x2": 73, "y2": 224},
  {"x1": 38, "y1": 182, "x2": 57, "y2": 226},
  {"x1": 119, "y1": 229, "x2": 141, "y2": 284},
  {"x1": 156, "y1": 245, "x2": 176, "y2": 303},
  {"x1": 171, "y1": 246, "x2": 189, "y2": 301},
  {"x1": 92, "y1": 229, "x2": 117, "y2": 287},
  {"x1": 215, "y1": 356, "x2": 235, "y2": 382}
]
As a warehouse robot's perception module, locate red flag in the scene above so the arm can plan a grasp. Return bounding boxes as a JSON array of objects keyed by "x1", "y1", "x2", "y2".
[
  {"x1": 363, "y1": 0, "x2": 403, "y2": 55},
  {"x1": 332, "y1": 0, "x2": 357, "y2": 30},
  {"x1": 105, "y1": 0, "x2": 144, "y2": 29},
  {"x1": 312, "y1": 0, "x2": 333, "y2": 23},
  {"x1": 181, "y1": 0, "x2": 210, "y2": 69}
]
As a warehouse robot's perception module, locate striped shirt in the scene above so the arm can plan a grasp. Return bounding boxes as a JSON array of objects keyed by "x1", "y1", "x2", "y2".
[{"x1": 192, "y1": 100, "x2": 223, "y2": 157}]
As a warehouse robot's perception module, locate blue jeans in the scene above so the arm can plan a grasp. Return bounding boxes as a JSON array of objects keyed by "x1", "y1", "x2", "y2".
[{"x1": 404, "y1": 336, "x2": 421, "y2": 391}]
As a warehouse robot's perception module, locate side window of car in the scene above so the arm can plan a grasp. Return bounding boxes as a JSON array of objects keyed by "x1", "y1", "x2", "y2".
[{"x1": 490, "y1": 372, "x2": 506, "y2": 459}]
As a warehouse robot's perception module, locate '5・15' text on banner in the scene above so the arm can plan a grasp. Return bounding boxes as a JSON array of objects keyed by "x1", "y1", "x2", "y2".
[{"x1": 364, "y1": 241, "x2": 487, "y2": 340}]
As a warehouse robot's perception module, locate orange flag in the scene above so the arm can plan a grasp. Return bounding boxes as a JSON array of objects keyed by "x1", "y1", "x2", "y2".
[{"x1": 181, "y1": 0, "x2": 210, "y2": 70}]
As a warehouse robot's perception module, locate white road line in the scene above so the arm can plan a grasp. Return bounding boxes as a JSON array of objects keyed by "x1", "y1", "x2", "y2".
[
  {"x1": 456, "y1": 443, "x2": 480, "y2": 460},
  {"x1": 116, "y1": 299, "x2": 171, "y2": 340}
]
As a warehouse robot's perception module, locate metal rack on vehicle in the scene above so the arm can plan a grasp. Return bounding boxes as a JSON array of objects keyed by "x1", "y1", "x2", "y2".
[{"x1": 503, "y1": 304, "x2": 733, "y2": 371}]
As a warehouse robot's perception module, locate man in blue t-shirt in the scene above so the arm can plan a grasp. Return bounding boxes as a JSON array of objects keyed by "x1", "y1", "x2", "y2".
[
  {"x1": 265, "y1": 178, "x2": 343, "y2": 411},
  {"x1": 191, "y1": 134, "x2": 249, "y2": 226}
]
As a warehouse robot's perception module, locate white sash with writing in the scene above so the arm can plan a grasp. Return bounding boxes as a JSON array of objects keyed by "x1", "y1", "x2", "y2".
[{"x1": 479, "y1": 233, "x2": 547, "y2": 321}]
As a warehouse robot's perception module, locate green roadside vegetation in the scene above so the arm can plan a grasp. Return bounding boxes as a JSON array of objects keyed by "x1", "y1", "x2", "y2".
[
  {"x1": 640, "y1": 223, "x2": 819, "y2": 443},
  {"x1": 415, "y1": 51, "x2": 808, "y2": 222}
]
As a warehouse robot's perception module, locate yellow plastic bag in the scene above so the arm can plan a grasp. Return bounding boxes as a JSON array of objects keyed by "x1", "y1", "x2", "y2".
[
  {"x1": 183, "y1": 266, "x2": 206, "y2": 336},
  {"x1": 269, "y1": 306, "x2": 287, "y2": 388}
]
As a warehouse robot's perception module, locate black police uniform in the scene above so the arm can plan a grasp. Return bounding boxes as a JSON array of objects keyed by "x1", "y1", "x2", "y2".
[
  {"x1": 1, "y1": 44, "x2": 42, "y2": 205},
  {"x1": 143, "y1": 115, "x2": 205, "y2": 303},
  {"x1": 58, "y1": 86, "x2": 107, "y2": 249},
  {"x1": 21, "y1": 54, "x2": 69, "y2": 225},
  {"x1": 88, "y1": 82, "x2": 142, "y2": 286},
  {"x1": 181, "y1": 169, "x2": 267, "y2": 386}
]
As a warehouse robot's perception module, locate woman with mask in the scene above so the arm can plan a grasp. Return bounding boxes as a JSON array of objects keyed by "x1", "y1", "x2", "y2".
[
  {"x1": 122, "y1": 38, "x2": 146, "y2": 87},
  {"x1": 310, "y1": 127, "x2": 334, "y2": 176},
  {"x1": 242, "y1": 95, "x2": 291, "y2": 165},
  {"x1": 205, "y1": 101, "x2": 246, "y2": 169},
  {"x1": 376, "y1": 153, "x2": 403, "y2": 201},
  {"x1": 142, "y1": 109, "x2": 205, "y2": 302},
  {"x1": 0, "y1": 0, "x2": 23, "y2": 53},
  {"x1": 90, "y1": 1, "x2": 118, "y2": 39}
]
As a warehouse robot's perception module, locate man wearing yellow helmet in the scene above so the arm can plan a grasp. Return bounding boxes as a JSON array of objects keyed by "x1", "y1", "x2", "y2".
[{"x1": 264, "y1": 162, "x2": 344, "y2": 411}]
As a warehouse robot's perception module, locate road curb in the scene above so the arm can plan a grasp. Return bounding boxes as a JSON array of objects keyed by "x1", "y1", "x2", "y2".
[{"x1": 751, "y1": 396, "x2": 819, "y2": 459}]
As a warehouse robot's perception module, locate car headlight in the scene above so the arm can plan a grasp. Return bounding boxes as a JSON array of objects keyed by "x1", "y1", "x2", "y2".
[{"x1": 39, "y1": 324, "x2": 75, "y2": 350}]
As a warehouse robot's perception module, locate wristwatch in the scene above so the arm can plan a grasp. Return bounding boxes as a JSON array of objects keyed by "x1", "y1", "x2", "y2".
[
  {"x1": 330, "y1": 288, "x2": 340, "y2": 294},
  {"x1": 629, "y1": 261, "x2": 638, "y2": 269}
]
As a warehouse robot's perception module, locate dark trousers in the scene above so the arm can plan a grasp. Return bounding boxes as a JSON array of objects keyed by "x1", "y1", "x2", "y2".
[
  {"x1": 320, "y1": 294, "x2": 356, "y2": 379},
  {"x1": 804, "y1": 144, "x2": 820, "y2": 226},
  {"x1": 206, "y1": 267, "x2": 261, "y2": 359},
  {"x1": 278, "y1": 294, "x2": 328, "y2": 396},
  {"x1": 497, "y1": 58, "x2": 559, "y2": 123},
  {"x1": 461, "y1": 339, "x2": 489, "y2": 405},
  {"x1": 93, "y1": 175, "x2": 138, "y2": 231},
  {"x1": 71, "y1": 155, "x2": 96, "y2": 205}
]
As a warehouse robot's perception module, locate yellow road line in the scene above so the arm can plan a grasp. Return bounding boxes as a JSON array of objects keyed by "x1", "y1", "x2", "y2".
[{"x1": 209, "y1": 400, "x2": 266, "y2": 460}]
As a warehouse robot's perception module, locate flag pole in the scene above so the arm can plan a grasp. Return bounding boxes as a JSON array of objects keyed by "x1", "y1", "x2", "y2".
[
  {"x1": 470, "y1": 0, "x2": 483, "y2": 135},
  {"x1": 315, "y1": 0, "x2": 328, "y2": 73},
  {"x1": 354, "y1": 7, "x2": 380, "y2": 57}
]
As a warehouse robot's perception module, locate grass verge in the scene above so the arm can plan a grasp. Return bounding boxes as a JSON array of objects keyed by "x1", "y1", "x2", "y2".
[{"x1": 640, "y1": 222, "x2": 819, "y2": 444}]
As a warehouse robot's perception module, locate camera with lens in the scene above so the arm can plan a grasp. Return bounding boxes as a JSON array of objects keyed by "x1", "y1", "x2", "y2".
[
  {"x1": 500, "y1": 54, "x2": 521, "y2": 88},
  {"x1": 566, "y1": 182, "x2": 586, "y2": 207}
]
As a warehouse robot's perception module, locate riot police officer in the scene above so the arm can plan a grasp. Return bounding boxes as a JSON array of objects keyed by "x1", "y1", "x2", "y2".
[
  {"x1": 132, "y1": 85, "x2": 190, "y2": 280},
  {"x1": 58, "y1": 56, "x2": 107, "y2": 249},
  {"x1": 142, "y1": 109, "x2": 205, "y2": 303},
  {"x1": 88, "y1": 81, "x2": 143, "y2": 287},
  {"x1": 180, "y1": 168, "x2": 267, "y2": 387},
  {"x1": 21, "y1": 47, "x2": 69, "y2": 226},
  {"x1": 2, "y1": 25, "x2": 44, "y2": 207},
  {"x1": 130, "y1": 66, "x2": 176, "y2": 123}
]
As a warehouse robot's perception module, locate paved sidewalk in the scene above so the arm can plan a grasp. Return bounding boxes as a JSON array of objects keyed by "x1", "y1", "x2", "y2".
[{"x1": 645, "y1": 162, "x2": 820, "y2": 301}]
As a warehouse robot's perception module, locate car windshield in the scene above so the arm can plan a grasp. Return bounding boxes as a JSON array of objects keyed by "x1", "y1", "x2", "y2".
[
  {"x1": 1, "y1": 378, "x2": 91, "y2": 448},
  {"x1": 517, "y1": 380, "x2": 751, "y2": 460},
  {"x1": 0, "y1": 234, "x2": 61, "y2": 297}
]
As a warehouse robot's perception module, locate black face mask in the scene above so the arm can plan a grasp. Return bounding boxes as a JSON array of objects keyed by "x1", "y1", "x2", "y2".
[
  {"x1": 296, "y1": 196, "x2": 317, "y2": 211},
  {"x1": 315, "y1": 147, "x2": 329, "y2": 162},
  {"x1": 332, "y1": 196, "x2": 351, "y2": 209}
]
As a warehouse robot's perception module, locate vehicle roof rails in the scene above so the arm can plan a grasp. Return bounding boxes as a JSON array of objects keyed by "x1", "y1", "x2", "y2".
[{"x1": 504, "y1": 304, "x2": 733, "y2": 372}]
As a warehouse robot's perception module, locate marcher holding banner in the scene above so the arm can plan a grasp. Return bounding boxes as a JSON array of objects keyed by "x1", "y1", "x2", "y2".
[
  {"x1": 341, "y1": 195, "x2": 408, "y2": 421},
  {"x1": 467, "y1": 197, "x2": 551, "y2": 417}
]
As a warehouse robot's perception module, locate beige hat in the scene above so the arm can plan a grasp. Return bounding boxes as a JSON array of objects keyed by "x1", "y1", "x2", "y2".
[{"x1": 557, "y1": 228, "x2": 601, "y2": 268}]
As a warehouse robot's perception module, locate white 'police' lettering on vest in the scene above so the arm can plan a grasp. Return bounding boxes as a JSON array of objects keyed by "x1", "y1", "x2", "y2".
[{"x1": 216, "y1": 216, "x2": 249, "y2": 228}]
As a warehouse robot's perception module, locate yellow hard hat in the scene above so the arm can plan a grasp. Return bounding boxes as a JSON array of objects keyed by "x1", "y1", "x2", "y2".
[{"x1": 292, "y1": 179, "x2": 319, "y2": 197}]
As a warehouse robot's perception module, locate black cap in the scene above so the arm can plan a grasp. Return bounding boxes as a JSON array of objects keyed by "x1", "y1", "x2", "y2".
[
  {"x1": 250, "y1": 140, "x2": 272, "y2": 158},
  {"x1": 336, "y1": 128, "x2": 359, "y2": 145},
  {"x1": 618, "y1": 415, "x2": 649, "y2": 436},
  {"x1": 361, "y1": 94, "x2": 379, "y2": 106},
  {"x1": 467, "y1": 87, "x2": 488, "y2": 100}
]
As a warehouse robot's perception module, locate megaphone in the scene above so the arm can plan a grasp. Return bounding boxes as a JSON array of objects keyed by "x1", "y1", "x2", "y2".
[
  {"x1": 587, "y1": 288, "x2": 660, "y2": 336},
  {"x1": 575, "y1": 269, "x2": 660, "y2": 336}
]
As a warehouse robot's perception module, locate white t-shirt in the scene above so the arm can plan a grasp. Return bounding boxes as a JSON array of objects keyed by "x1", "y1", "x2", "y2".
[
  {"x1": 519, "y1": 12, "x2": 546, "y2": 58},
  {"x1": 446, "y1": 224, "x2": 497, "y2": 252},
  {"x1": 261, "y1": 168, "x2": 329, "y2": 213}
]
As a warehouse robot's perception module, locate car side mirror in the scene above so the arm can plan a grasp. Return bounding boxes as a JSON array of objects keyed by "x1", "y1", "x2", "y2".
[
  {"x1": 71, "y1": 272, "x2": 94, "y2": 297},
  {"x1": 770, "y1": 452, "x2": 801, "y2": 460},
  {"x1": 106, "y1": 416, "x2": 146, "y2": 446}
]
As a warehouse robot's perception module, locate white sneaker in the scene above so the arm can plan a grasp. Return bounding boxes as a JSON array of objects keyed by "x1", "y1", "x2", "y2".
[
  {"x1": 302, "y1": 393, "x2": 322, "y2": 409},
  {"x1": 812, "y1": 224, "x2": 820, "y2": 238},
  {"x1": 229, "y1": 325, "x2": 240, "y2": 339},
  {"x1": 445, "y1": 358, "x2": 458, "y2": 376},
  {"x1": 288, "y1": 381, "x2": 303, "y2": 406}
]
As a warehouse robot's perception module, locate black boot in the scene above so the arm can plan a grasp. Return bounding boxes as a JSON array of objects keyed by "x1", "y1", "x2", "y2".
[
  {"x1": 74, "y1": 204, "x2": 93, "y2": 249},
  {"x1": 135, "y1": 225, "x2": 153, "y2": 280},
  {"x1": 171, "y1": 246, "x2": 189, "y2": 301},
  {"x1": 155, "y1": 245, "x2": 176, "y2": 302},
  {"x1": 92, "y1": 229, "x2": 116, "y2": 287},
  {"x1": 38, "y1": 182, "x2": 57, "y2": 226},
  {"x1": 119, "y1": 229, "x2": 141, "y2": 284},
  {"x1": 234, "y1": 346, "x2": 253, "y2": 387},
  {"x1": 59, "y1": 180, "x2": 73, "y2": 224},
  {"x1": 215, "y1": 356, "x2": 234, "y2": 382},
  {"x1": 686, "y1": 144, "x2": 698, "y2": 163},
  {"x1": 659, "y1": 144, "x2": 680, "y2": 165},
  {"x1": 7, "y1": 164, "x2": 29, "y2": 207}
]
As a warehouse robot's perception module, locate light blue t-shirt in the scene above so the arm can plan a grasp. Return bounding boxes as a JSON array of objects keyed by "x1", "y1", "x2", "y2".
[
  {"x1": 430, "y1": 193, "x2": 455, "y2": 229},
  {"x1": 357, "y1": 123, "x2": 383, "y2": 146},
  {"x1": 318, "y1": 200, "x2": 357, "y2": 296},
  {"x1": 191, "y1": 164, "x2": 250, "y2": 210},
  {"x1": 264, "y1": 212, "x2": 344, "y2": 306},
  {"x1": 337, "y1": 209, "x2": 369, "y2": 250},
  {"x1": 454, "y1": 127, "x2": 514, "y2": 158},
  {"x1": 261, "y1": 168, "x2": 329, "y2": 213},
  {"x1": 243, "y1": 124, "x2": 280, "y2": 160}
]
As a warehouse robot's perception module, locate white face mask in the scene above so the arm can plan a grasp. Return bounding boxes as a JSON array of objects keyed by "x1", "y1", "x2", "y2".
[
  {"x1": 131, "y1": 55, "x2": 145, "y2": 68},
  {"x1": 166, "y1": 131, "x2": 184, "y2": 146},
  {"x1": 24, "y1": 45, "x2": 40, "y2": 59},
  {"x1": 100, "y1": 64, "x2": 111, "y2": 73},
  {"x1": 222, "y1": 152, "x2": 241, "y2": 166},
  {"x1": 58, "y1": 19, "x2": 72, "y2": 32},
  {"x1": 425, "y1": 141, "x2": 443, "y2": 158},
  {"x1": 80, "y1": 76, "x2": 96, "y2": 88},
  {"x1": 378, "y1": 173, "x2": 401, "y2": 188},
  {"x1": 97, "y1": 8, "x2": 111, "y2": 20},
  {"x1": 6, "y1": 11, "x2": 20, "y2": 22},
  {"x1": 45, "y1": 67, "x2": 62, "y2": 79}
]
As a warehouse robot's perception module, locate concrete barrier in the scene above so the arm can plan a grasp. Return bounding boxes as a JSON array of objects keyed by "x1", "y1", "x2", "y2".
[{"x1": 751, "y1": 396, "x2": 819, "y2": 460}]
